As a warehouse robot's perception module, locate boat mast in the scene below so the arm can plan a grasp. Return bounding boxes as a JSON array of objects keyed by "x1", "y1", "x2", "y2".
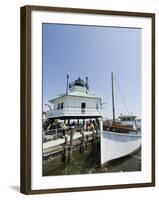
[{"x1": 111, "y1": 72, "x2": 115, "y2": 123}]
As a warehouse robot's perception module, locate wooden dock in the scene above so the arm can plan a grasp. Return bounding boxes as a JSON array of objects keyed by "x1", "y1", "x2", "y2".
[{"x1": 43, "y1": 130, "x2": 100, "y2": 163}]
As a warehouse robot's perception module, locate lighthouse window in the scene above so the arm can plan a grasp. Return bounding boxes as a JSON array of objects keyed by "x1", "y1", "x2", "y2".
[
  {"x1": 61, "y1": 102, "x2": 64, "y2": 109},
  {"x1": 57, "y1": 103, "x2": 60, "y2": 110},
  {"x1": 81, "y1": 102, "x2": 86, "y2": 114}
]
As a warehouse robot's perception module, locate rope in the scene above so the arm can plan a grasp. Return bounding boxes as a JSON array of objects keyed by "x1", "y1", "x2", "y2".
[{"x1": 114, "y1": 75, "x2": 129, "y2": 114}]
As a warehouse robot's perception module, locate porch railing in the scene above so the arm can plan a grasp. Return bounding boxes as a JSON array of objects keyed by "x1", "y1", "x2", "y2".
[{"x1": 46, "y1": 107, "x2": 102, "y2": 118}]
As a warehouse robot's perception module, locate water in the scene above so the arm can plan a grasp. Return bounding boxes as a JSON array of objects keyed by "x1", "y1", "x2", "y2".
[{"x1": 43, "y1": 145, "x2": 141, "y2": 176}]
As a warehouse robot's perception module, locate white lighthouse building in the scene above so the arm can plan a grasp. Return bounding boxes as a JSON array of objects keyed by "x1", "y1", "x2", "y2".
[{"x1": 46, "y1": 76, "x2": 102, "y2": 119}]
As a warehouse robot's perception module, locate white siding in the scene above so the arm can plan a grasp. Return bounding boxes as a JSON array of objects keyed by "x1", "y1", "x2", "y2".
[
  {"x1": 67, "y1": 96, "x2": 100, "y2": 109},
  {"x1": 52, "y1": 95, "x2": 101, "y2": 110}
]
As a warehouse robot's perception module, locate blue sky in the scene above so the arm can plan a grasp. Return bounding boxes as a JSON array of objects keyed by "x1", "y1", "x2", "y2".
[{"x1": 43, "y1": 23, "x2": 141, "y2": 119}]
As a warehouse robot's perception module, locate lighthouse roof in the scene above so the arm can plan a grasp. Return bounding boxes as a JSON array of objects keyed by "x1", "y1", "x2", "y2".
[
  {"x1": 49, "y1": 89, "x2": 100, "y2": 103},
  {"x1": 69, "y1": 77, "x2": 88, "y2": 89},
  {"x1": 49, "y1": 77, "x2": 101, "y2": 103}
]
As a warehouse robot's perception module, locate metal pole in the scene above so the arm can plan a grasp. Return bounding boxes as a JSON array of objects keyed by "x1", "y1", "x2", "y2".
[
  {"x1": 86, "y1": 77, "x2": 88, "y2": 94},
  {"x1": 99, "y1": 117, "x2": 103, "y2": 165},
  {"x1": 66, "y1": 74, "x2": 69, "y2": 95},
  {"x1": 111, "y1": 72, "x2": 115, "y2": 122}
]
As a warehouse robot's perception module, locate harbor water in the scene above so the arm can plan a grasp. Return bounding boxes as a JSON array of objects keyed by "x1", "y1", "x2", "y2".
[{"x1": 43, "y1": 144, "x2": 141, "y2": 176}]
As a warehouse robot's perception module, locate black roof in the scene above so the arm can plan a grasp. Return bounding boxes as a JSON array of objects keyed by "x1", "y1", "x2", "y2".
[{"x1": 69, "y1": 77, "x2": 89, "y2": 89}]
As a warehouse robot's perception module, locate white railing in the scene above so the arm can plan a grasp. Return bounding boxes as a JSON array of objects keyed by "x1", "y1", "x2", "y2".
[{"x1": 46, "y1": 107, "x2": 102, "y2": 118}]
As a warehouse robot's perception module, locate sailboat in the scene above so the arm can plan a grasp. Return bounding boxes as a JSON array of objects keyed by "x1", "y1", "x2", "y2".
[{"x1": 101, "y1": 72, "x2": 141, "y2": 165}]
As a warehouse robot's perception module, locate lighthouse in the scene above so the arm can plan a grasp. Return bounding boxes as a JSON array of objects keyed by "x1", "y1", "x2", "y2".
[{"x1": 46, "y1": 76, "x2": 102, "y2": 119}]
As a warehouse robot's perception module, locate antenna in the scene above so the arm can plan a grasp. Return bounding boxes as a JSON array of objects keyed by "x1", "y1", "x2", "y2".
[
  {"x1": 86, "y1": 77, "x2": 89, "y2": 94},
  {"x1": 66, "y1": 74, "x2": 69, "y2": 95}
]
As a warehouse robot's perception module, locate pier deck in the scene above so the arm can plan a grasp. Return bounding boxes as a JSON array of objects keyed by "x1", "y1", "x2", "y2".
[{"x1": 43, "y1": 130, "x2": 98, "y2": 158}]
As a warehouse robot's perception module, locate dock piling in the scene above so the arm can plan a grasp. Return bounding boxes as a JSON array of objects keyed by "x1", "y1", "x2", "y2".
[
  {"x1": 85, "y1": 135, "x2": 89, "y2": 150},
  {"x1": 96, "y1": 128, "x2": 100, "y2": 150},
  {"x1": 91, "y1": 130, "x2": 95, "y2": 147},
  {"x1": 68, "y1": 128, "x2": 74, "y2": 163},
  {"x1": 80, "y1": 130, "x2": 85, "y2": 153},
  {"x1": 62, "y1": 135, "x2": 68, "y2": 164}
]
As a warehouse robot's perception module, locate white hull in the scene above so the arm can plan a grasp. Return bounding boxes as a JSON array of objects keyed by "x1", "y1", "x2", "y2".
[{"x1": 101, "y1": 131, "x2": 141, "y2": 165}]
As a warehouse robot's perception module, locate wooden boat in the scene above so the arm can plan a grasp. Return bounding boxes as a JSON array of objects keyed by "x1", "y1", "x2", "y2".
[{"x1": 101, "y1": 73, "x2": 141, "y2": 165}]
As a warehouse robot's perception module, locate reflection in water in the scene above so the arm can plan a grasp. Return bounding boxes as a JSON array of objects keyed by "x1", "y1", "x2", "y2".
[{"x1": 43, "y1": 145, "x2": 141, "y2": 176}]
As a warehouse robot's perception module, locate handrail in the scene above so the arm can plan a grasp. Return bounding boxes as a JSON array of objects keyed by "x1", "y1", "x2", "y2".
[
  {"x1": 44, "y1": 127, "x2": 68, "y2": 132},
  {"x1": 46, "y1": 107, "x2": 102, "y2": 117},
  {"x1": 52, "y1": 107, "x2": 102, "y2": 111}
]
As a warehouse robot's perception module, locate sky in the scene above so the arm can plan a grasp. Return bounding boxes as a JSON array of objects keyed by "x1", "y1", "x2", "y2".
[{"x1": 42, "y1": 23, "x2": 141, "y2": 119}]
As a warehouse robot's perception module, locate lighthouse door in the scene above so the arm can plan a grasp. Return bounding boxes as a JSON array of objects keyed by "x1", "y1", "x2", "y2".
[{"x1": 81, "y1": 103, "x2": 86, "y2": 114}]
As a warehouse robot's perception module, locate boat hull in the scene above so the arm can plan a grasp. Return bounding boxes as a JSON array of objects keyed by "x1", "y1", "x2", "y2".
[{"x1": 101, "y1": 131, "x2": 141, "y2": 165}]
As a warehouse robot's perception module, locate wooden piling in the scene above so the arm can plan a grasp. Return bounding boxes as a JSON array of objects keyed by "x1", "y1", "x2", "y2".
[
  {"x1": 91, "y1": 130, "x2": 96, "y2": 148},
  {"x1": 55, "y1": 128, "x2": 57, "y2": 140},
  {"x1": 85, "y1": 134, "x2": 89, "y2": 150},
  {"x1": 62, "y1": 135, "x2": 68, "y2": 164},
  {"x1": 83, "y1": 119, "x2": 85, "y2": 127},
  {"x1": 68, "y1": 128, "x2": 74, "y2": 162},
  {"x1": 96, "y1": 128, "x2": 100, "y2": 150},
  {"x1": 80, "y1": 131, "x2": 85, "y2": 153},
  {"x1": 68, "y1": 119, "x2": 70, "y2": 126}
]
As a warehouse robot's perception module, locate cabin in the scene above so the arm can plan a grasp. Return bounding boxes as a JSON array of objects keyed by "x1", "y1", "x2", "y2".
[{"x1": 119, "y1": 115, "x2": 137, "y2": 129}]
